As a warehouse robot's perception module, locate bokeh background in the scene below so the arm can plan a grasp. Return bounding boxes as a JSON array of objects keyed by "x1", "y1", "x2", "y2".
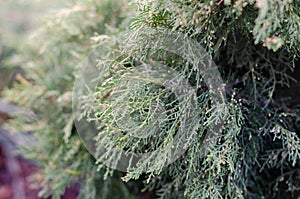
[{"x1": 0, "y1": 1, "x2": 79, "y2": 198}]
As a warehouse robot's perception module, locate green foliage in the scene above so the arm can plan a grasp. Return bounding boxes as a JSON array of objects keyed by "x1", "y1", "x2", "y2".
[
  {"x1": 132, "y1": 0, "x2": 299, "y2": 54},
  {"x1": 79, "y1": 0, "x2": 300, "y2": 198},
  {"x1": 0, "y1": 38, "x2": 16, "y2": 91},
  {"x1": 2, "y1": 0, "x2": 300, "y2": 199},
  {"x1": 3, "y1": 0, "x2": 136, "y2": 198}
]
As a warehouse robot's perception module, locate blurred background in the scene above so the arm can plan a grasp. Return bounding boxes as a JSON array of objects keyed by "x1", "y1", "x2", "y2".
[
  {"x1": 0, "y1": 0, "x2": 64, "y2": 91},
  {"x1": 0, "y1": 1, "x2": 79, "y2": 198}
]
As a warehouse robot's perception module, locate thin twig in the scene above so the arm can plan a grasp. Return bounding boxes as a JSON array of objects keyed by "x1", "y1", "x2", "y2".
[{"x1": 213, "y1": 0, "x2": 224, "y2": 11}]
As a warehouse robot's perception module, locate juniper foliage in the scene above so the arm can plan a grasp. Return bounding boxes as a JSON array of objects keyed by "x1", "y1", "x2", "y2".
[
  {"x1": 2, "y1": 0, "x2": 300, "y2": 199},
  {"x1": 80, "y1": 0, "x2": 300, "y2": 198},
  {"x1": 3, "y1": 1, "x2": 136, "y2": 198}
]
